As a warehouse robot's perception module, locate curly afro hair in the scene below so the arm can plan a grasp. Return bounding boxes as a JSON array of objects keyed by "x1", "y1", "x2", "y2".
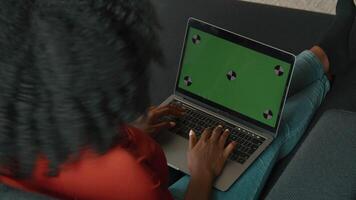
[{"x1": 0, "y1": 0, "x2": 162, "y2": 178}]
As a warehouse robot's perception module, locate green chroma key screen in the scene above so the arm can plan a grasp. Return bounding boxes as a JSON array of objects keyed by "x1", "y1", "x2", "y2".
[{"x1": 178, "y1": 27, "x2": 292, "y2": 128}]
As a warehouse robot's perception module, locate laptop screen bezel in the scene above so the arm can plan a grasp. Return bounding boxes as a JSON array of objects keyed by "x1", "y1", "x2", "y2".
[{"x1": 174, "y1": 18, "x2": 295, "y2": 134}]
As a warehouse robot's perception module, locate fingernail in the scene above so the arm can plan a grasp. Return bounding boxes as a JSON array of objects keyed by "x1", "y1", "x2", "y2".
[
  {"x1": 225, "y1": 129, "x2": 229, "y2": 132},
  {"x1": 189, "y1": 130, "x2": 194, "y2": 136},
  {"x1": 218, "y1": 125, "x2": 223, "y2": 128},
  {"x1": 170, "y1": 122, "x2": 176, "y2": 127}
]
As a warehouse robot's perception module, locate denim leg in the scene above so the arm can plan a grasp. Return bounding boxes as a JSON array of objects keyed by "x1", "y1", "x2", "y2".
[
  {"x1": 278, "y1": 75, "x2": 330, "y2": 158},
  {"x1": 288, "y1": 50, "x2": 326, "y2": 97},
  {"x1": 277, "y1": 49, "x2": 330, "y2": 158}
]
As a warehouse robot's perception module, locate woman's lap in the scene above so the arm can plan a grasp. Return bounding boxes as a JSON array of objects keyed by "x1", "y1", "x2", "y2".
[{"x1": 169, "y1": 50, "x2": 330, "y2": 200}]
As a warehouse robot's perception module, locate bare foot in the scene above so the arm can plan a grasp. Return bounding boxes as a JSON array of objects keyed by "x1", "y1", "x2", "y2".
[
  {"x1": 310, "y1": 45, "x2": 330, "y2": 73},
  {"x1": 310, "y1": 46, "x2": 334, "y2": 82}
]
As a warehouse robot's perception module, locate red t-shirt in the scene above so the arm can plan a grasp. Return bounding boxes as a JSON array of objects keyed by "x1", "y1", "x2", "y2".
[{"x1": 0, "y1": 126, "x2": 174, "y2": 200}]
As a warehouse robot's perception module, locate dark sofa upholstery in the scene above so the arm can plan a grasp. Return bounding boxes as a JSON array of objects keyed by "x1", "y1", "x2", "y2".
[
  {"x1": 266, "y1": 110, "x2": 356, "y2": 200},
  {"x1": 1, "y1": 0, "x2": 355, "y2": 199}
]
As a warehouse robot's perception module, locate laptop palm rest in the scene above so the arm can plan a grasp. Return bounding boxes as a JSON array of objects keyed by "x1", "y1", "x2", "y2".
[{"x1": 157, "y1": 130, "x2": 244, "y2": 191}]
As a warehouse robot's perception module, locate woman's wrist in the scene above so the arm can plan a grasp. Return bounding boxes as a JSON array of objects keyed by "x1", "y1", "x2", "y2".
[
  {"x1": 185, "y1": 172, "x2": 214, "y2": 200},
  {"x1": 190, "y1": 170, "x2": 214, "y2": 187}
]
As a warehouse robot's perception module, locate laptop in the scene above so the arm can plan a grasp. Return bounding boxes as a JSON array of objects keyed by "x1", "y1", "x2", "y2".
[{"x1": 156, "y1": 18, "x2": 295, "y2": 191}]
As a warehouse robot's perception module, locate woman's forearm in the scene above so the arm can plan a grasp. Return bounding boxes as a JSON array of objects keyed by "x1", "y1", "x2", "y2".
[{"x1": 184, "y1": 174, "x2": 214, "y2": 200}]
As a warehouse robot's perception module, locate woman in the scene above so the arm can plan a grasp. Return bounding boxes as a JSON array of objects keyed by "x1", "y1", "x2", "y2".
[{"x1": 0, "y1": 0, "x2": 354, "y2": 200}]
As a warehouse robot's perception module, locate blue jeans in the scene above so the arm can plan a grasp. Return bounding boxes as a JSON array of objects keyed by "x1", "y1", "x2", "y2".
[{"x1": 168, "y1": 50, "x2": 330, "y2": 200}]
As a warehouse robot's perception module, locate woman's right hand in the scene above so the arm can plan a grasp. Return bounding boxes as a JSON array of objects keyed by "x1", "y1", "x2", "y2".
[
  {"x1": 187, "y1": 125, "x2": 237, "y2": 180},
  {"x1": 184, "y1": 126, "x2": 237, "y2": 200}
]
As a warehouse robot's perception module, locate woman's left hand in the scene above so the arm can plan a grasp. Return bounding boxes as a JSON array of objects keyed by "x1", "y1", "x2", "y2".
[{"x1": 131, "y1": 105, "x2": 184, "y2": 137}]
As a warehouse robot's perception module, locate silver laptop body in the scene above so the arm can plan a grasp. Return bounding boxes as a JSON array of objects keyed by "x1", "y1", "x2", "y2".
[{"x1": 156, "y1": 18, "x2": 296, "y2": 191}]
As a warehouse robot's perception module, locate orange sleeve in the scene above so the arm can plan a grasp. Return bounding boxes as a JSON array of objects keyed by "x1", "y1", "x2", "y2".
[
  {"x1": 0, "y1": 126, "x2": 174, "y2": 200},
  {"x1": 32, "y1": 147, "x2": 173, "y2": 200}
]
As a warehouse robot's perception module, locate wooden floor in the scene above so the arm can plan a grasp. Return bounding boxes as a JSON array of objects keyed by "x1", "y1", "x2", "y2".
[{"x1": 239, "y1": 0, "x2": 340, "y2": 14}]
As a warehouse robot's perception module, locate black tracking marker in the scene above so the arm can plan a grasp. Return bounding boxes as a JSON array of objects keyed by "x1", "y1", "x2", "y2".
[
  {"x1": 192, "y1": 34, "x2": 201, "y2": 44},
  {"x1": 263, "y1": 110, "x2": 273, "y2": 120},
  {"x1": 274, "y1": 65, "x2": 284, "y2": 76},
  {"x1": 184, "y1": 76, "x2": 192, "y2": 86},
  {"x1": 226, "y1": 70, "x2": 237, "y2": 81}
]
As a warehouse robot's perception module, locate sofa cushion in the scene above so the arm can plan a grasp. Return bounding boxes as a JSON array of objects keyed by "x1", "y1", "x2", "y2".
[{"x1": 266, "y1": 110, "x2": 356, "y2": 200}]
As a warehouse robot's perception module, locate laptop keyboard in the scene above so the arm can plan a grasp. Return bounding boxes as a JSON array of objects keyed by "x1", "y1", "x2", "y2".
[{"x1": 168, "y1": 100, "x2": 266, "y2": 164}]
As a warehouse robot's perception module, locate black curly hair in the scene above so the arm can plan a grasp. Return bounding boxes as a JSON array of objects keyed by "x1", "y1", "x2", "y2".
[{"x1": 0, "y1": 0, "x2": 162, "y2": 178}]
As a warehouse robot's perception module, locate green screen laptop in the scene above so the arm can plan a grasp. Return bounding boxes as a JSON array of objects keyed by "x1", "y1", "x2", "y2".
[{"x1": 157, "y1": 18, "x2": 295, "y2": 191}]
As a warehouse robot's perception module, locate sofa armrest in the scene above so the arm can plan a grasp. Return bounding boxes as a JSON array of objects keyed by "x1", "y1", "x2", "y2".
[{"x1": 266, "y1": 110, "x2": 356, "y2": 200}]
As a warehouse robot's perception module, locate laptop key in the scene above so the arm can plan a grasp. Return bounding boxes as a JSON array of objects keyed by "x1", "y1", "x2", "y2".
[
  {"x1": 230, "y1": 153, "x2": 239, "y2": 161},
  {"x1": 229, "y1": 134, "x2": 238, "y2": 141},
  {"x1": 237, "y1": 157, "x2": 247, "y2": 164},
  {"x1": 247, "y1": 148, "x2": 256, "y2": 155}
]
